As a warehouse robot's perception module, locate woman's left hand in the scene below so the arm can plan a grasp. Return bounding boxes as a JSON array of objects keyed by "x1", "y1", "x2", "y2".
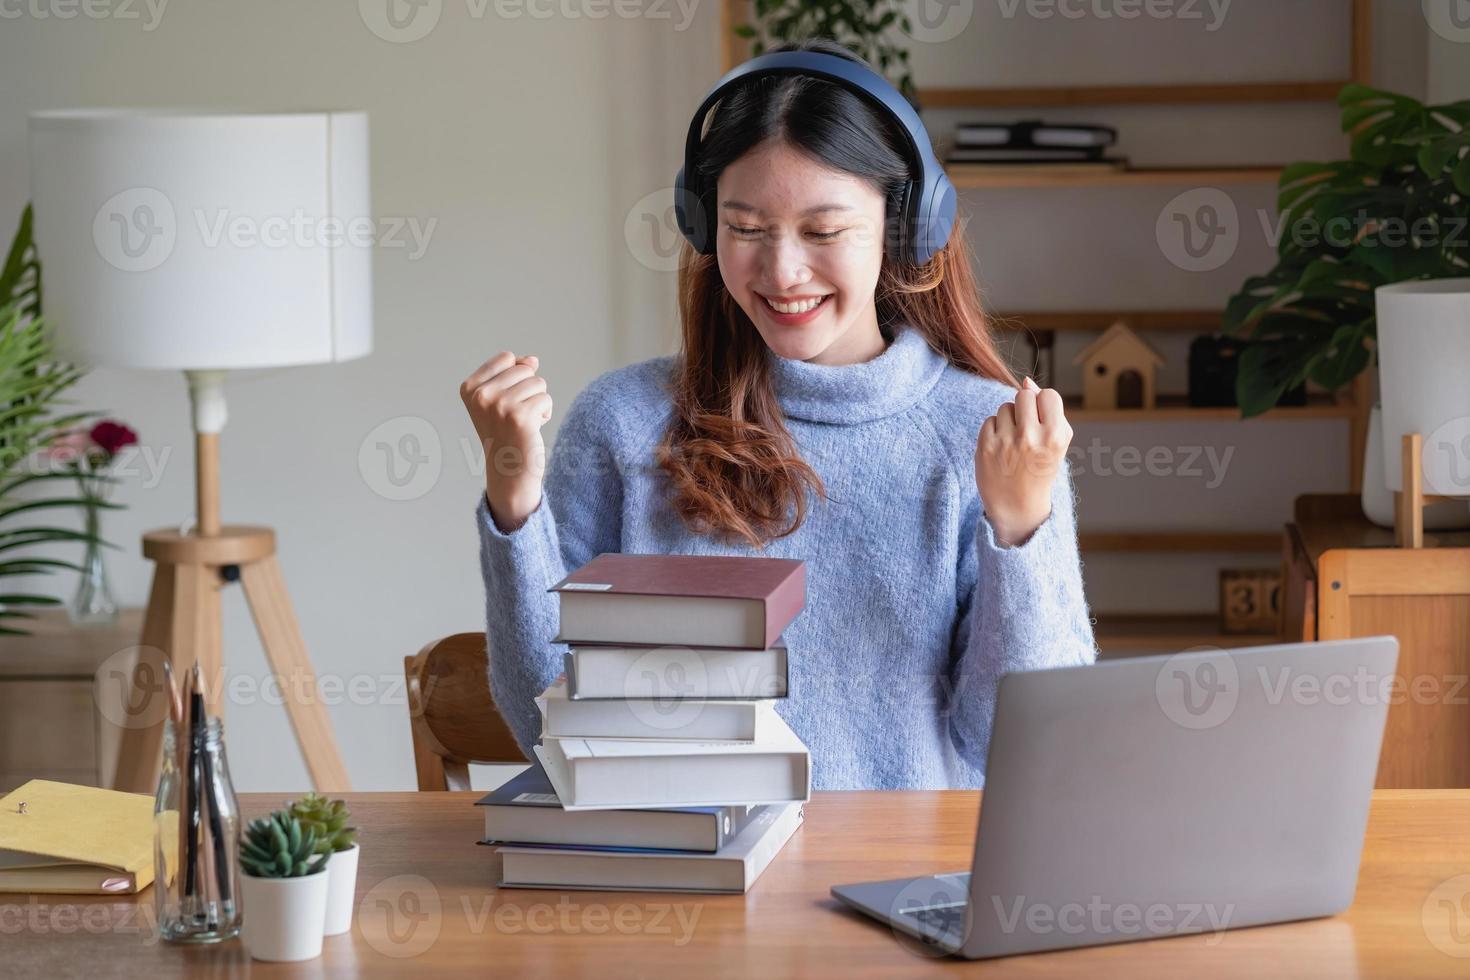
[{"x1": 975, "y1": 376, "x2": 1073, "y2": 547}]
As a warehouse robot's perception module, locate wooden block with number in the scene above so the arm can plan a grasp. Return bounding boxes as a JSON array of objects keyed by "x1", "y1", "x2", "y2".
[{"x1": 1219, "y1": 568, "x2": 1281, "y2": 634}]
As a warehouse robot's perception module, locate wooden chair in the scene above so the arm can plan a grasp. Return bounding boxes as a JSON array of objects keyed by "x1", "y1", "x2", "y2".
[{"x1": 404, "y1": 633, "x2": 528, "y2": 790}]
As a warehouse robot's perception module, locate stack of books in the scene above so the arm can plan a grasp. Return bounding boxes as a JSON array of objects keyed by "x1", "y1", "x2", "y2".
[
  {"x1": 944, "y1": 118, "x2": 1126, "y2": 172},
  {"x1": 478, "y1": 552, "x2": 812, "y2": 894}
]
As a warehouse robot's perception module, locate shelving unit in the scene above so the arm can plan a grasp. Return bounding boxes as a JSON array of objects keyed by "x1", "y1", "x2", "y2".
[
  {"x1": 718, "y1": 1, "x2": 1375, "y2": 650},
  {"x1": 947, "y1": 164, "x2": 1284, "y2": 190}
]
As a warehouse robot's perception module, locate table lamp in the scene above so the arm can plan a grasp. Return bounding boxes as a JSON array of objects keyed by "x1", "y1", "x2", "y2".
[{"x1": 28, "y1": 109, "x2": 372, "y2": 793}]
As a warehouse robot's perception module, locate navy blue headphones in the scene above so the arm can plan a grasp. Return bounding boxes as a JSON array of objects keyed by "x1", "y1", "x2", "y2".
[{"x1": 673, "y1": 50, "x2": 957, "y2": 265}]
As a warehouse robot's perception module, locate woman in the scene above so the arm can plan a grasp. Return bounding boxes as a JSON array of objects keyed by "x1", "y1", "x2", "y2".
[{"x1": 461, "y1": 38, "x2": 1096, "y2": 790}]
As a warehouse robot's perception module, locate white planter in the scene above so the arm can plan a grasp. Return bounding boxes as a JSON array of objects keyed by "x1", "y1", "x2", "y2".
[
  {"x1": 1376, "y1": 279, "x2": 1470, "y2": 497},
  {"x1": 240, "y1": 870, "x2": 329, "y2": 962},
  {"x1": 322, "y1": 844, "x2": 360, "y2": 936},
  {"x1": 1361, "y1": 403, "x2": 1470, "y2": 529}
]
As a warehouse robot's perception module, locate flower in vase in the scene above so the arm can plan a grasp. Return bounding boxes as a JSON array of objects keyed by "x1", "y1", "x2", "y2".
[{"x1": 90, "y1": 420, "x2": 138, "y2": 459}]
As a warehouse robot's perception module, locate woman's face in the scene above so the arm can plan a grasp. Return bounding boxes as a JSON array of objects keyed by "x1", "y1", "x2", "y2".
[{"x1": 715, "y1": 140, "x2": 888, "y2": 366}]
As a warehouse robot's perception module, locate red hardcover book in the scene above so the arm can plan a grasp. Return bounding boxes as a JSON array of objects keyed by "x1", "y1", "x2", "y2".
[{"x1": 549, "y1": 553, "x2": 806, "y2": 650}]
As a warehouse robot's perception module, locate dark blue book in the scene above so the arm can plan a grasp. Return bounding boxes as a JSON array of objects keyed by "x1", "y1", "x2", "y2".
[{"x1": 474, "y1": 761, "x2": 765, "y2": 853}]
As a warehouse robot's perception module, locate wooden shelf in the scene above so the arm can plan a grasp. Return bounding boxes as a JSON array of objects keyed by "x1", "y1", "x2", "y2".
[
  {"x1": 1065, "y1": 393, "x2": 1355, "y2": 422},
  {"x1": 1094, "y1": 613, "x2": 1280, "y2": 658},
  {"x1": 947, "y1": 164, "x2": 1282, "y2": 189},
  {"x1": 1080, "y1": 532, "x2": 1280, "y2": 553},
  {"x1": 994, "y1": 310, "x2": 1223, "y2": 333},
  {"x1": 922, "y1": 82, "x2": 1347, "y2": 110}
]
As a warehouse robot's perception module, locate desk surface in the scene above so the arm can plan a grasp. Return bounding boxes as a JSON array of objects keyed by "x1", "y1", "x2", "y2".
[{"x1": 8, "y1": 789, "x2": 1470, "y2": 978}]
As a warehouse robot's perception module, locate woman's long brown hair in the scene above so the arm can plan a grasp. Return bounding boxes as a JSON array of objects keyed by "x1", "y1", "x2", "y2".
[{"x1": 655, "y1": 39, "x2": 1018, "y2": 550}]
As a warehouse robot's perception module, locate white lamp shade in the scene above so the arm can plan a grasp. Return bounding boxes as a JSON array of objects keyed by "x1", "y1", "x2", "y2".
[
  {"x1": 1376, "y1": 278, "x2": 1470, "y2": 496},
  {"x1": 27, "y1": 109, "x2": 372, "y2": 370}
]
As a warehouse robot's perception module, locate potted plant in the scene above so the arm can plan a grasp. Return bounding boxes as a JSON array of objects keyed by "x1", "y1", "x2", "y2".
[
  {"x1": 733, "y1": 0, "x2": 917, "y2": 105},
  {"x1": 1225, "y1": 84, "x2": 1470, "y2": 417},
  {"x1": 44, "y1": 419, "x2": 138, "y2": 626},
  {"x1": 238, "y1": 809, "x2": 332, "y2": 962},
  {"x1": 289, "y1": 792, "x2": 359, "y2": 937},
  {"x1": 1224, "y1": 84, "x2": 1470, "y2": 525},
  {"x1": 1, "y1": 206, "x2": 104, "y2": 636}
]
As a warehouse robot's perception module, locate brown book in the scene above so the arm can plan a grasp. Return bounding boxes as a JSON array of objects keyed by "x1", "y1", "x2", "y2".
[{"x1": 549, "y1": 553, "x2": 806, "y2": 650}]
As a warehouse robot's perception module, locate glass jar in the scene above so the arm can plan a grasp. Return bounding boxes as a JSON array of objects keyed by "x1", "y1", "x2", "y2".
[{"x1": 154, "y1": 717, "x2": 243, "y2": 943}]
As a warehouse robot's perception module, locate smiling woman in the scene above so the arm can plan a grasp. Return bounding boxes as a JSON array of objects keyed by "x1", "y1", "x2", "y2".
[{"x1": 463, "y1": 38, "x2": 1097, "y2": 791}]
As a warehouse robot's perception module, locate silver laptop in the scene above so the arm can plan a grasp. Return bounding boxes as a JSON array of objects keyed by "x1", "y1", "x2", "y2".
[{"x1": 832, "y1": 636, "x2": 1398, "y2": 959}]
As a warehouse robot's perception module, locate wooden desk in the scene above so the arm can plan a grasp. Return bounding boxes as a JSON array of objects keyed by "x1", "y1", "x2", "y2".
[{"x1": 7, "y1": 789, "x2": 1470, "y2": 977}]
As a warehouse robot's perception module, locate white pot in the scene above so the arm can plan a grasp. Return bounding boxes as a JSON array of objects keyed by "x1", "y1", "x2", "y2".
[
  {"x1": 322, "y1": 844, "x2": 360, "y2": 936},
  {"x1": 1376, "y1": 279, "x2": 1470, "y2": 498},
  {"x1": 240, "y1": 869, "x2": 329, "y2": 962},
  {"x1": 1361, "y1": 403, "x2": 1470, "y2": 529}
]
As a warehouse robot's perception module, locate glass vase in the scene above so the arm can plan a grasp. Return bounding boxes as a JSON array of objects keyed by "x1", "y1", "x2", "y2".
[
  {"x1": 155, "y1": 717, "x2": 244, "y2": 944},
  {"x1": 69, "y1": 495, "x2": 119, "y2": 627}
]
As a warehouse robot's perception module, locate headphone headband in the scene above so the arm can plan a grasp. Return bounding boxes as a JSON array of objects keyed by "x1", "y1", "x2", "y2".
[{"x1": 673, "y1": 50, "x2": 956, "y2": 265}]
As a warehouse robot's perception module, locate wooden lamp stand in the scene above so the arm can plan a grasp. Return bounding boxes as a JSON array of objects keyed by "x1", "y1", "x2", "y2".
[
  {"x1": 1394, "y1": 432, "x2": 1465, "y2": 549},
  {"x1": 111, "y1": 371, "x2": 351, "y2": 794}
]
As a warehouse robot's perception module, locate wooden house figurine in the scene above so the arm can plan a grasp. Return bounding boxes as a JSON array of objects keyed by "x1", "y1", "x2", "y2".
[{"x1": 1072, "y1": 321, "x2": 1165, "y2": 410}]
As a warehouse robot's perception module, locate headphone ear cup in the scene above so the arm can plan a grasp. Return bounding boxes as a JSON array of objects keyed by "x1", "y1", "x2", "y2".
[
  {"x1": 885, "y1": 184, "x2": 911, "y2": 263},
  {"x1": 674, "y1": 167, "x2": 717, "y2": 254}
]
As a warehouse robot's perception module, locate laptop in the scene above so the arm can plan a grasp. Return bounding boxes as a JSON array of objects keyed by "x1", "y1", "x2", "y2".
[{"x1": 831, "y1": 636, "x2": 1399, "y2": 959}]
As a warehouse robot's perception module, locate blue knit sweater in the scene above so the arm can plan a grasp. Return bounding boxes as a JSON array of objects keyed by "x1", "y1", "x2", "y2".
[{"x1": 475, "y1": 323, "x2": 1098, "y2": 790}]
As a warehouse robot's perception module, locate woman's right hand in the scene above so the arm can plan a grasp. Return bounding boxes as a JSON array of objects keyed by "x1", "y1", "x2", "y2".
[{"x1": 460, "y1": 351, "x2": 554, "y2": 532}]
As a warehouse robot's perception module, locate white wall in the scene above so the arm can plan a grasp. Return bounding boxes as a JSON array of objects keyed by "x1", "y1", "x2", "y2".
[
  {"x1": 0, "y1": 1, "x2": 1459, "y2": 790},
  {"x1": 0, "y1": 0, "x2": 717, "y2": 791}
]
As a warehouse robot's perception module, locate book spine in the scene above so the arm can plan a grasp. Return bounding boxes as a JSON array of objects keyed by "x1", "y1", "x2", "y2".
[{"x1": 740, "y1": 805, "x2": 804, "y2": 888}]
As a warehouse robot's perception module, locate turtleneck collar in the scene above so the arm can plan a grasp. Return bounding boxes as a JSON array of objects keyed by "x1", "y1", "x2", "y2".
[{"x1": 766, "y1": 322, "x2": 948, "y2": 424}]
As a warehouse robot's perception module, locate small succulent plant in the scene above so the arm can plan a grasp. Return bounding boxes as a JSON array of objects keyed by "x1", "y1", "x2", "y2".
[
  {"x1": 240, "y1": 810, "x2": 331, "y2": 878},
  {"x1": 288, "y1": 792, "x2": 358, "y2": 854}
]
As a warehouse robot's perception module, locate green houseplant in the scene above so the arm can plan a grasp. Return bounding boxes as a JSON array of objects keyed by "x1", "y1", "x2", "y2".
[
  {"x1": 1224, "y1": 85, "x2": 1470, "y2": 418},
  {"x1": 0, "y1": 205, "x2": 106, "y2": 636},
  {"x1": 239, "y1": 809, "x2": 332, "y2": 962},
  {"x1": 288, "y1": 793, "x2": 359, "y2": 937},
  {"x1": 734, "y1": 0, "x2": 917, "y2": 104}
]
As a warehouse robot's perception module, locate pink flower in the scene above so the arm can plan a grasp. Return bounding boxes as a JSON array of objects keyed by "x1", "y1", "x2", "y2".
[
  {"x1": 90, "y1": 420, "x2": 138, "y2": 458},
  {"x1": 45, "y1": 429, "x2": 91, "y2": 463}
]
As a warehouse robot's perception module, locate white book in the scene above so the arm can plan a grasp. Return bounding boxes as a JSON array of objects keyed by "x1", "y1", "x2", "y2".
[
  {"x1": 534, "y1": 710, "x2": 811, "y2": 811},
  {"x1": 498, "y1": 802, "x2": 804, "y2": 894},
  {"x1": 536, "y1": 674, "x2": 775, "y2": 742},
  {"x1": 566, "y1": 646, "x2": 788, "y2": 700}
]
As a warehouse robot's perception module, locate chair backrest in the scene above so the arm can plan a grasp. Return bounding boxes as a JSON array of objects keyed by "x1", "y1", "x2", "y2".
[{"x1": 404, "y1": 632, "x2": 527, "y2": 791}]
